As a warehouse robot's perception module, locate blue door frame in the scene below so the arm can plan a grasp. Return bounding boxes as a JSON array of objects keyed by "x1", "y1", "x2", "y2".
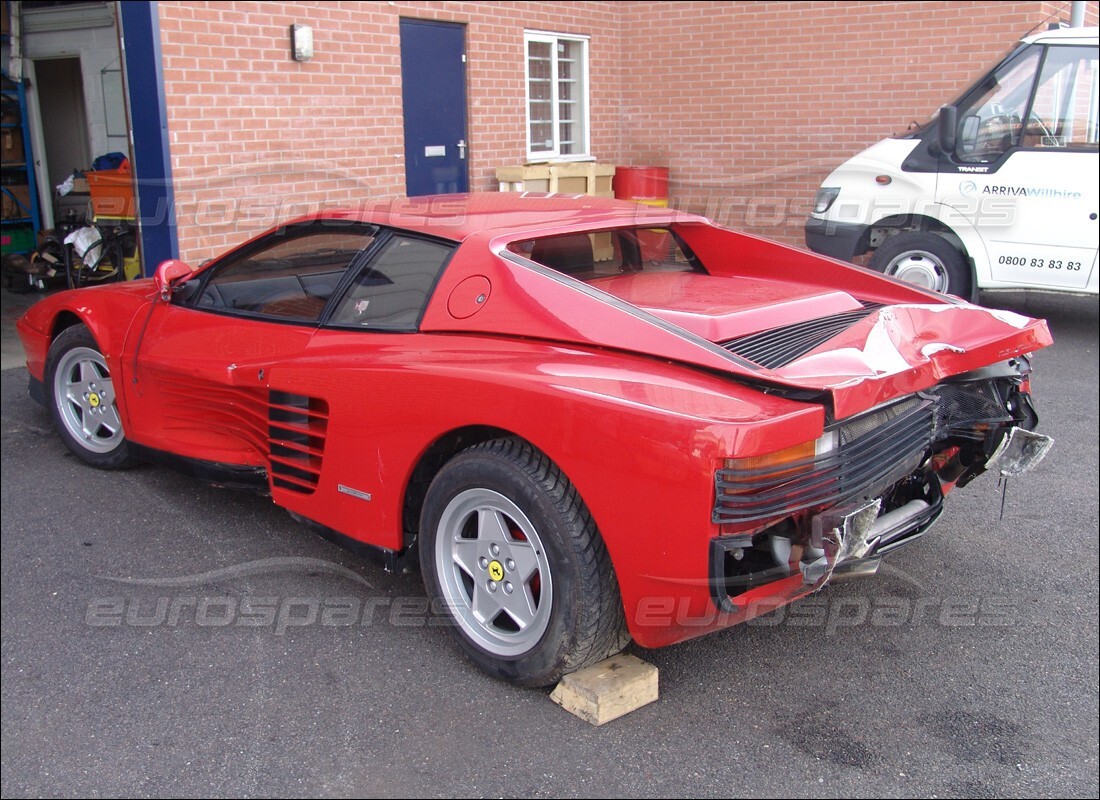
[
  {"x1": 118, "y1": 1, "x2": 178, "y2": 274},
  {"x1": 400, "y1": 19, "x2": 469, "y2": 197}
]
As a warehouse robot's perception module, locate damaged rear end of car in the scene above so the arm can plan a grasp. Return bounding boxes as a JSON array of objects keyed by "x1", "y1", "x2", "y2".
[
  {"x1": 485, "y1": 218, "x2": 1053, "y2": 645},
  {"x1": 710, "y1": 354, "x2": 1050, "y2": 611}
]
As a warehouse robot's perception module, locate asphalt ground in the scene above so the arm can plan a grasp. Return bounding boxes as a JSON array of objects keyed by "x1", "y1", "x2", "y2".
[{"x1": 1, "y1": 288, "x2": 1097, "y2": 798}]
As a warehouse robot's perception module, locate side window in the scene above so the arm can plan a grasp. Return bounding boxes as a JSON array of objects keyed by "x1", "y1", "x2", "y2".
[
  {"x1": 1025, "y1": 46, "x2": 1099, "y2": 149},
  {"x1": 191, "y1": 222, "x2": 377, "y2": 322},
  {"x1": 327, "y1": 235, "x2": 454, "y2": 329},
  {"x1": 957, "y1": 44, "x2": 1100, "y2": 162},
  {"x1": 956, "y1": 48, "x2": 1041, "y2": 162}
]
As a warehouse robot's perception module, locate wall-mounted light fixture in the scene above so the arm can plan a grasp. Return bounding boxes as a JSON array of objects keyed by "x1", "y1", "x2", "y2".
[{"x1": 291, "y1": 24, "x2": 314, "y2": 61}]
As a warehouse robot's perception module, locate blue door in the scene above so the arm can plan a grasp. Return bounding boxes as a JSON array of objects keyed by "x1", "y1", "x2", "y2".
[{"x1": 400, "y1": 19, "x2": 468, "y2": 197}]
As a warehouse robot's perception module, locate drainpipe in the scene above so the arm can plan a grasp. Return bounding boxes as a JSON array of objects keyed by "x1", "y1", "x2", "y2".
[{"x1": 1069, "y1": 1, "x2": 1086, "y2": 27}]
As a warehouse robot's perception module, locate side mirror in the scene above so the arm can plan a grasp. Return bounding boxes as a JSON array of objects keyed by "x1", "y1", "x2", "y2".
[
  {"x1": 153, "y1": 259, "x2": 193, "y2": 301},
  {"x1": 938, "y1": 105, "x2": 957, "y2": 155}
]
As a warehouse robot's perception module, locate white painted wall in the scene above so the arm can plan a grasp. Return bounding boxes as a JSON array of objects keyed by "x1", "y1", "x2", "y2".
[{"x1": 22, "y1": 21, "x2": 129, "y2": 166}]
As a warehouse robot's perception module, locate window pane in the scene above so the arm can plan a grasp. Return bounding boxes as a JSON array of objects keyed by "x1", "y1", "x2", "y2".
[
  {"x1": 558, "y1": 40, "x2": 585, "y2": 156},
  {"x1": 195, "y1": 224, "x2": 375, "y2": 321},
  {"x1": 530, "y1": 122, "x2": 553, "y2": 152},
  {"x1": 525, "y1": 34, "x2": 588, "y2": 158},
  {"x1": 559, "y1": 123, "x2": 574, "y2": 154},
  {"x1": 528, "y1": 99, "x2": 551, "y2": 120},
  {"x1": 329, "y1": 235, "x2": 454, "y2": 329},
  {"x1": 1027, "y1": 46, "x2": 1099, "y2": 148},
  {"x1": 957, "y1": 47, "x2": 1041, "y2": 162},
  {"x1": 528, "y1": 40, "x2": 551, "y2": 61},
  {"x1": 529, "y1": 81, "x2": 551, "y2": 102}
]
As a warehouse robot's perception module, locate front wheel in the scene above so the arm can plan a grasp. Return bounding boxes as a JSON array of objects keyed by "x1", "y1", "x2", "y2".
[
  {"x1": 869, "y1": 231, "x2": 972, "y2": 299},
  {"x1": 44, "y1": 324, "x2": 136, "y2": 469},
  {"x1": 419, "y1": 437, "x2": 629, "y2": 687}
]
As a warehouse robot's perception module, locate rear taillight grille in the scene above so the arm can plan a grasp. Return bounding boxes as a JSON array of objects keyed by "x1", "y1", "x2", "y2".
[{"x1": 714, "y1": 396, "x2": 934, "y2": 524}]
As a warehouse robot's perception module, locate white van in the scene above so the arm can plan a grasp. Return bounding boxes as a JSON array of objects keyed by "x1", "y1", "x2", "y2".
[{"x1": 805, "y1": 27, "x2": 1098, "y2": 300}]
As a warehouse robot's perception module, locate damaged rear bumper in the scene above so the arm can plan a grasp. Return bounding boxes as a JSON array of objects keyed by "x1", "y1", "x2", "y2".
[
  {"x1": 709, "y1": 424, "x2": 1053, "y2": 614},
  {"x1": 709, "y1": 485, "x2": 943, "y2": 612},
  {"x1": 800, "y1": 494, "x2": 941, "y2": 588}
]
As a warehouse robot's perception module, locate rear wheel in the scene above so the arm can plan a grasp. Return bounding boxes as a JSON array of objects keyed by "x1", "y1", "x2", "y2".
[
  {"x1": 45, "y1": 324, "x2": 136, "y2": 469},
  {"x1": 869, "y1": 231, "x2": 972, "y2": 299},
  {"x1": 419, "y1": 437, "x2": 629, "y2": 687}
]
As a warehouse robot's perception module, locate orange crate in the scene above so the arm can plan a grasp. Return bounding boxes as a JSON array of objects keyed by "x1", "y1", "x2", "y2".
[{"x1": 86, "y1": 166, "x2": 136, "y2": 219}]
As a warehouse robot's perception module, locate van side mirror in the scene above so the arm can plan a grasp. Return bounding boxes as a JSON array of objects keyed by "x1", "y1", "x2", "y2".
[
  {"x1": 938, "y1": 105, "x2": 957, "y2": 155},
  {"x1": 154, "y1": 259, "x2": 193, "y2": 301}
]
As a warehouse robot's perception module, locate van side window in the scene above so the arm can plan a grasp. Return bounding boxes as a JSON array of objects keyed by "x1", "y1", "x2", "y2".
[
  {"x1": 956, "y1": 48, "x2": 1041, "y2": 162},
  {"x1": 1025, "y1": 46, "x2": 1099, "y2": 149},
  {"x1": 957, "y1": 44, "x2": 1099, "y2": 161}
]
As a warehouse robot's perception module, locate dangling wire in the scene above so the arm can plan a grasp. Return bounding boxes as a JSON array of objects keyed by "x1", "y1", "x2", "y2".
[{"x1": 999, "y1": 476, "x2": 1009, "y2": 521}]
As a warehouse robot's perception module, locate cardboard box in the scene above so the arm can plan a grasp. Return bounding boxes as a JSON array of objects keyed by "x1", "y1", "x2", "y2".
[
  {"x1": 496, "y1": 163, "x2": 617, "y2": 260},
  {"x1": 1, "y1": 127, "x2": 25, "y2": 164},
  {"x1": 1, "y1": 184, "x2": 32, "y2": 220},
  {"x1": 496, "y1": 162, "x2": 616, "y2": 197}
]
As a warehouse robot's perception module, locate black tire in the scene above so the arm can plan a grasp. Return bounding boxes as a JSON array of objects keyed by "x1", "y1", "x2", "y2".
[
  {"x1": 44, "y1": 324, "x2": 136, "y2": 469},
  {"x1": 869, "y1": 231, "x2": 972, "y2": 300},
  {"x1": 419, "y1": 437, "x2": 630, "y2": 687}
]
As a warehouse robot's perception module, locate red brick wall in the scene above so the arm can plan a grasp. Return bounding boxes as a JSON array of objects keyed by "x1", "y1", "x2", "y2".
[
  {"x1": 157, "y1": 0, "x2": 1097, "y2": 262},
  {"x1": 157, "y1": 1, "x2": 623, "y2": 263},
  {"x1": 618, "y1": 0, "x2": 1099, "y2": 245}
]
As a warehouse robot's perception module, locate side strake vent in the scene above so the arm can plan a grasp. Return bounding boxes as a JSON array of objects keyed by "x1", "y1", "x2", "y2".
[
  {"x1": 268, "y1": 390, "x2": 328, "y2": 494},
  {"x1": 721, "y1": 302, "x2": 885, "y2": 370}
]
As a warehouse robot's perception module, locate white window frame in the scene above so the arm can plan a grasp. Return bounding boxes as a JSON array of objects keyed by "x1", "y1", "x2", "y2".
[{"x1": 524, "y1": 30, "x2": 592, "y2": 162}]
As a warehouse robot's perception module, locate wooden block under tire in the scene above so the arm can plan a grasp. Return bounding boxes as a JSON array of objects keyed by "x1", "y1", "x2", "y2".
[{"x1": 549, "y1": 654, "x2": 659, "y2": 725}]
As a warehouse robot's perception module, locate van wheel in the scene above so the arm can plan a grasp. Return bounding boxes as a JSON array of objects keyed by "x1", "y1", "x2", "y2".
[{"x1": 869, "y1": 232, "x2": 971, "y2": 299}]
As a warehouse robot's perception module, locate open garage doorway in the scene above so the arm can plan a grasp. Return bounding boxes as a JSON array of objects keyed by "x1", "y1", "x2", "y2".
[{"x1": 30, "y1": 56, "x2": 92, "y2": 229}]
